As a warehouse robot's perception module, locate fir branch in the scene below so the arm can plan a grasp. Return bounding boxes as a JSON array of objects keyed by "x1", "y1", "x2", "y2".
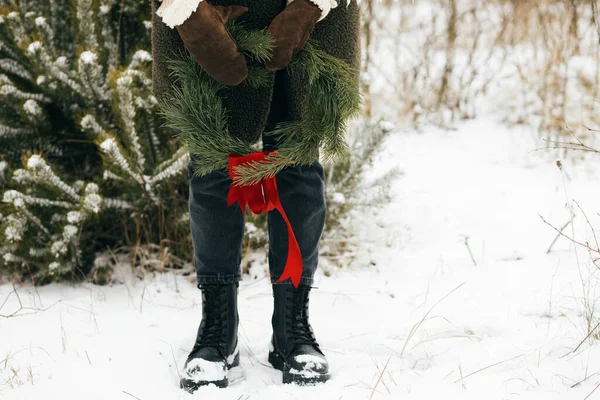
[
  {"x1": 0, "y1": 58, "x2": 32, "y2": 81},
  {"x1": 1, "y1": 74, "x2": 51, "y2": 102},
  {"x1": 0, "y1": 124, "x2": 34, "y2": 137},
  {"x1": 20, "y1": 207, "x2": 51, "y2": 237},
  {"x1": 0, "y1": 82, "x2": 50, "y2": 102},
  {"x1": 34, "y1": 16, "x2": 55, "y2": 53},
  {"x1": 5, "y1": 12, "x2": 27, "y2": 47},
  {"x1": 3, "y1": 190, "x2": 73, "y2": 209},
  {"x1": 80, "y1": 114, "x2": 104, "y2": 137},
  {"x1": 76, "y1": 0, "x2": 99, "y2": 50},
  {"x1": 123, "y1": 68, "x2": 153, "y2": 90},
  {"x1": 114, "y1": 75, "x2": 146, "y2": 171},
  {"x1": 128, "y1": 50, "x2": 152, "y2": 70},
  {"x1": 2, "y1": 252, "x2": 26, "y2": 264},
  {"x1": 146, "y1": 121, "x2": 161, "y2": 163},
  {"x1": 159, "y1": 53, "x2": 254, "y2": 177},
  {"x1": 244, "y1": 64, "x2": 272, "y2": 88},
  {"x1": 149, "y1": 151, "x2": 189, "y2": 184},
  {"x1": 26, "y1": 41, "x2": 83, "y2": 94},
  {"x1": 0, "y1": 0, "x2": 171, "y2": 280},
  {"x1": 25, "y1": 155, "x2": 81, "y2": 202},
  {"x1": 228, "y1": 23, "x2": 273, "y2": 63},
  {"x1": 22, "y1": 99, "x2": 43, "y2": 123},
  {"x1": 78, "y1": 51, "x2": 109, "y2": 102},
  {"x1": 102, "y1": 170, "x2": 124, "y2": 181},
  {"x1": 231, "y1": 151, "x2": 292, "y2": 186},
  {"x1": 0, "y1": 41, "x2": 20, "y2": 61},
  {"x1": 99, "y1": 137, "x2": 143, "y2": 185},
  {"x1": 159, "y1": 25, "x2": 360, "y2": 186},
  {"x1": 3, "y1": 215, "x2": 26, "y2": 243},
  {"x1": 154, "y1": 146, "x2": 187, "y2": 174},
  {"x1": 103, "y1": 198, "x2": 132, "y2": 210},
  {"x1": 83, "y1": 193, "x2": 103, "y2": 213},
  {"x1": 99, "y1": 0, "x2": 118, "y2": 68}
]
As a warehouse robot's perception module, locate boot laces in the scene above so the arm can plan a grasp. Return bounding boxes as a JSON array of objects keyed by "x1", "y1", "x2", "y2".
[
  {"x1": 286, "y1": 286, "x2": 318, "y2": 348},
  {"x1": 199, "y1": 285, "x2": 229, "y2": 349}
]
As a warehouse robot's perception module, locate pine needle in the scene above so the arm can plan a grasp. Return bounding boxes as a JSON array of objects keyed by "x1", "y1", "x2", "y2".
[{"x1": 158, "y1": 25, "x2": 361, "y2": 186}]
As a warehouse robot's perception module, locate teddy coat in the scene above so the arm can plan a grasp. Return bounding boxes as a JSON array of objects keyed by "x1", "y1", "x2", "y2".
[{"x1": 151, "y1": 0, "x2": 360, "y2": 144}]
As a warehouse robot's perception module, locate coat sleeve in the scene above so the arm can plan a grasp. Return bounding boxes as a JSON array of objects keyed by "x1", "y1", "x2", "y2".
[
  {"x1": 287, "y1": 0, "x2": 339, "y2": 21},
  {"x1": 156, "y1": 0, "x2": 203, "y2": 28}
]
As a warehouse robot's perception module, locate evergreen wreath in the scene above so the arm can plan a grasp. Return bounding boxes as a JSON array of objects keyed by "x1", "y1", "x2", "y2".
[{"x1": 158, "y1": 23, "x2": 362, "y2": 187}]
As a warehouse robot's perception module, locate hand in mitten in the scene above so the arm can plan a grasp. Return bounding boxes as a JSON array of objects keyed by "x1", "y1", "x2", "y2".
[
  {"x1": 265, "y1": 0, "x2": 322, "y2": 71},
  {"x1": 176, "y1": 2, "x2": 248, "y2": 85}
]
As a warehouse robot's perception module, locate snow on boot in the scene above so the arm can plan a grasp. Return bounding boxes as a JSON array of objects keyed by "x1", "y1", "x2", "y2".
[
  {"x1": 180, "y1": 283, "x2": 240, "y2": 392},
  {"x1": 269, "y1": 284, "x2": 331, "y2": 385}
]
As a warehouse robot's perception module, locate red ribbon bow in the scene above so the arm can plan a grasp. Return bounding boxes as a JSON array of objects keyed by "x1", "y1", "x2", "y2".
[{"x1": 227, "y1": 152, "x2": 303, "y2": 287}]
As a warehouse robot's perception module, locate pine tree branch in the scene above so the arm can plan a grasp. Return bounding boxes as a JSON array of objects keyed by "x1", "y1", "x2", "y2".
[{"x1": 158, "y1": 25, "x2": 361, "y2": 186}]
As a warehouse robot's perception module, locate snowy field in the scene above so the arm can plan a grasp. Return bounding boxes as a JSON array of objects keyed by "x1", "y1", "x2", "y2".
[{"x1": 2, "y1": 118, "x2": 600, "y2": 399}]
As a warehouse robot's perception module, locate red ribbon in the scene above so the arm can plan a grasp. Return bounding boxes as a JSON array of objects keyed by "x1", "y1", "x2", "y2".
[{"x1": 227, "y1": 152, "x2": 303, "y2": 288}]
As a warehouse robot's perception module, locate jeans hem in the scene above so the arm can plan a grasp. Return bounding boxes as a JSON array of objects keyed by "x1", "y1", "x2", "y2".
[
  {"x1": 270, "y1": 276, "x2": 315, "y2": 286},
  {"x1": 196, "y1": 274, "x2": 241, "y2": 286}
]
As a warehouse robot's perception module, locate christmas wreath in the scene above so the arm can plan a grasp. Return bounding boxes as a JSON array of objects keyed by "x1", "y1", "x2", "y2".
[{"x1": 159, "y1": 24, "x2": 361, "y2": 286}]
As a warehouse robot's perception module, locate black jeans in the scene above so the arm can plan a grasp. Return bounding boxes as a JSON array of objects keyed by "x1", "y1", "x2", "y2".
[{"x1": 188, "y1": 71, "x2": 326, "y2": 287}]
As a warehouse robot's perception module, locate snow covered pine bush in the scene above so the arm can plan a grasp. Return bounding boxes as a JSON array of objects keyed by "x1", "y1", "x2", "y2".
[
  {"x1": 320, "y1": 119, "x2": 397, "y2": 270},
  {"x1": 0, "y1": 0, "x2": 191, "y2": 281},
  {"x1": 0, "y1": 0, "x2": 393, "y2": 283}
]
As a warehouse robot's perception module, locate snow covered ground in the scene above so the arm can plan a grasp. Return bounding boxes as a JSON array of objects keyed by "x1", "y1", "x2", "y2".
[{"x1": 2, "y1": 118, "x2": 600, "y2": 399}]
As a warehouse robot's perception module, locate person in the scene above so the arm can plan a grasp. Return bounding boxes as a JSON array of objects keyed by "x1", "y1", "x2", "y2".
[{"x1": 151, "y1": 0, "x2": 360, "y2": 391}]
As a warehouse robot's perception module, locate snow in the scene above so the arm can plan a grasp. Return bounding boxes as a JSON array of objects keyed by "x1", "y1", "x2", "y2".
[
  {"x1": 289, "y1": 367, "x2": 320, "y2": 378},
  {"x1": 26, "y1": 41, "x2": 42, "y2": 55},
  {"x1": 78, "y1": 51, "x2": 97, "y2": 65},
  {"x1": 54, "y1": 56, "x2": 68, "y2": 68},
  {"x1": 331, "y1": 192, "x2": 346, "y2": 204},
  {"x1": 83, "y1": 193, "x2": 102, "y2": 213},
  {"x1": 22, "y1": 99, "x2": 41, "y2": 116},
  {"x1": 294, "y1": 354, "x2": 327, "y2": 366},
  {"x1": 34, "y1": 17, "x2": 46, "y2": 27},
  {"x1": 227, "y1": 343, "x2": 240, "y2": 365},
  {"x1": 50, "y1": 240, "x2": 67, "y2": 257},
  {"x1": 116, "y1": 75, "x2": 133, "y2": 87},
  {"x1": 290, "y1": 354, "x2": 327, "y2": 377},
  {"x1": 2, "y1": 189, "x2": 19, "y2": 204},
  {"x1": 84, "y1": 183, "x2": 99, "y2": 194},
  {"x1": 182, "y1": 358, "x2": 227, "y2": 383},
  {"x1": 2, "y1": 117, "x2": 600, "y2": 399},
  {"x1": 4, "y1": 226, "x2": 21, "y2": 242},
  {"x1": 26, "y1": 154, "x2": 44, "y2": 170},
  {"x1": 67, "y1": 211, "x2": 82, "y2": 224},
  {"x1": 100, "y1": 138, "x2": 117, "y2": 151},
  {"x1": 62, "y1": 225, "x2": 78, "y2": 240},
  {"x1": 132, "y1": 50, "x2": 152, "y2": 64}
]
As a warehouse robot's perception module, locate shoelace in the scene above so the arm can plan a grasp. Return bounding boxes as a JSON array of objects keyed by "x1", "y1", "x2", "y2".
[
  {"x1": 198, "y1": 285, "x2": 229, "y2": 349},
  {"x1": 285, "y1": 286, "x2": 319, "y2": 349}
]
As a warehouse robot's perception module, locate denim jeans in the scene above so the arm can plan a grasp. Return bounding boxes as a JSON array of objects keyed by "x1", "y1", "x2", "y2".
[{"x1": 188, "y1": 71, "x2": 326, "y2": 287}]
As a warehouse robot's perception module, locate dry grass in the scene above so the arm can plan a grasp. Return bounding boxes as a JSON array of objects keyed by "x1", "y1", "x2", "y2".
[{"x1": 361, "y1": 0, "x2": 600, "y2": 138}]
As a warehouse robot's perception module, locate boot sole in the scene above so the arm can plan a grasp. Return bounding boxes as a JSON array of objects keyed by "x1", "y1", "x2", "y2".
[
  {"x1": 180, "y1": 351, "x2": 240, "y2": 393},
  {"x1": 268, "y1": 350, "x2": 330, "y2": 385}
]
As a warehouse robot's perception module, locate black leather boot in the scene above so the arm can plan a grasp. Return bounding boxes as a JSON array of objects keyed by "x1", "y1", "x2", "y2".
[
  {"x1": 180, "y1": 283, "x2": 239, "y2": 392},
  {"x1": 269, "y1": 284, "x2": 331, "y2": 385}
]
